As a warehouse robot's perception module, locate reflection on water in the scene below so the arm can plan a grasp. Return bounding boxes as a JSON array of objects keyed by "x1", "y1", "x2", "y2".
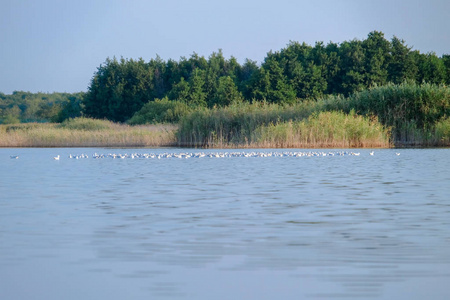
[{"x1": 1, "y1": 148, "x2": 450, "y2": 299}]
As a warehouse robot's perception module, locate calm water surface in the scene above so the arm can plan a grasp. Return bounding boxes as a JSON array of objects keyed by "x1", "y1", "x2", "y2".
[{"x1": 1, "y1": 148, "x2": 449, "y2": 299}]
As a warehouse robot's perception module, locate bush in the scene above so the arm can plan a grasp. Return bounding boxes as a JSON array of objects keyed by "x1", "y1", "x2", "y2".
[
  {"x1": 1, "y1": 115, "x2": 21, "y2": 125},
  {"x1": 127, "y1": 97, "x2": 192, "y2": 125}
]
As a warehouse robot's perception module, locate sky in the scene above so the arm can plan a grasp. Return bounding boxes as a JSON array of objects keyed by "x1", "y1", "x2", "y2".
[{"x1": 1, "y1": 0, "x2": 449, "y2": 94}]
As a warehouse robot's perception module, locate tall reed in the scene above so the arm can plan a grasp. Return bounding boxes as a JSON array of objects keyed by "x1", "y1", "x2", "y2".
[
  {"x1": 252, "y1": 111, "x2": 390, "y2": 148},
  {"x1": 177, "y1": 101, "x2": 390, "y2": 148},
  {"x1": 323, "y1": 82, "x2": 450, "y2": 146},
  {"x1": 177, "y1": 101, "x2": 299, "y2": 147}
]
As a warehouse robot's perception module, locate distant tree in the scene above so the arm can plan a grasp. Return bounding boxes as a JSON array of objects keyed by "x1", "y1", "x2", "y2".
[
  {"x1": 253, "y1": 55, "x2": 296, "y2": 104},
  {"x1": 223, "y1": 56, "x2": 241, "y2": 81},
  {"x1": 168, "y1": 77, "x2": 190, "y2": 103},
  {"x1": 388, "y1": 36, "x2": 417, "y2": 84},
  {"x1": 339, "y1": 39, "x2": 366, "y2": 95},
  {"x1": 84, "y1": 57, "x2": 154, "y2": 122},
  {"x1": 415, "y1": 52, "x2": 446, "y2": 84},
  {"x1": 187, "y1": 68, "x2": 207, "y2": 107},
  {"x1": 1, "y1": 105, "x2": 21, "y2": 124},
  {"x1": 323, "y1": 42, "x2": 341, "y2": 94},
  {"x1": 149, "y1": 55, "x2": 167, "y2": 99},
  {"x1": 204, "y1": 51, "x2": 225, "y2": 104},
  {"x1": 211, "y1": 76, "x2": 243, "y2": 107},
  {"x1": 238, "y1": 59, "x2": 259, "y2": 100},
  {"x1": 280, "y1": 41, "x2": 312, "y2": 99},
  {"x1": 54, "y1": 94, "x2": 84, "y2": 122},
  {"x1": 362, "y1": 31, "x2": 390, "y2": 87},
  {"x1": 442, "y1": 54, "x2": 450, "y2": 84}
]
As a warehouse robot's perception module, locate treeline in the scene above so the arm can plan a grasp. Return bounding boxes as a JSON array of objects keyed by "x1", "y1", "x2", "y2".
[
  {"x1": 0, "y1": 91, "x2": 83, "y2": 124},
  {"x1": 1, "y1": 31, "x2": 449, "y2": 127},
  {"x1": 83, "y1": 31, "x2": 450, "y2": 122}
]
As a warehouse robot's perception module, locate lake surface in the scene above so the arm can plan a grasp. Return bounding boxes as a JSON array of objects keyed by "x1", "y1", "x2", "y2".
[{"x1": 1, "y1": 148, "x2": 450, "y2": 300}]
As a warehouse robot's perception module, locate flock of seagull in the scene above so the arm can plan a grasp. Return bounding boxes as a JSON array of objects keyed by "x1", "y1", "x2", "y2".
[{"x1": 10, "y1": 150, "x2": 400, "y2": 160}]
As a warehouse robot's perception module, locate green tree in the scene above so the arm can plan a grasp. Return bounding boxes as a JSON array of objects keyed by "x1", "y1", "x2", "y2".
[
  {"x1": 84, "y1": 57, "x2": 154, "y2": 122},
  {"x1": 238, "y1": 59, "x2": 259, "y2": 100},
  {"x1": 1, "y1": 105, "x2": 21, "y2": 124},
  {"x1": 168, "y1": 77, "x2": 190, "y2": 102},
  {"x1": 54, "y1": 94, "x2": 84, "y2": 122},
  {"x1": 187, "y1": 68, "x2": 207, "y2": 107},
  {"x1": 442, "y1": 54, "x2": 450, "y2": 84},
  {"x1": 211, "y1": 76, "x2": 243, "y2": 107},
  {"x1": 149, "y1": 55, "x2": 167, "y2": 99},
  {"x1": 253, "y1": 55, "x2": 296, "y2": 104},
  {"x1": 362, "y1": 31, "x2": 390, "y2": 87},
  {"x1": 339, "y1": 39, "x2": 366, "y2": 95},
  {"x1": 204, "y1": 51, "x2": 225, "y2": 105},
  {"x1": 388, "y1": 36, "x2": 417, "y2": 84},
  {"x1": 416, "y1": 52, "x2": 446, "y2": 84},
  {"x1": 323, "y1": 42, "x2": 341, "y2": 94}
]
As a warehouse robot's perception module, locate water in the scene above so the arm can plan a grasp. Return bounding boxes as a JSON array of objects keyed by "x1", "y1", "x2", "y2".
[{"x1": 1, "y1": 148, "x2": 450, "y2": 300}]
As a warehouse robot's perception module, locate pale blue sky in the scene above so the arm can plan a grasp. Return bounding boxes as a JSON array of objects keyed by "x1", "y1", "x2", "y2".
[{"x1": 1, "y1": 0, "x2": 449, "y2": 94}]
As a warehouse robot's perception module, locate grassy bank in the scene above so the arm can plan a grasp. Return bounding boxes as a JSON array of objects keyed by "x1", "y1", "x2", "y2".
[{"x1": 0, "y1": 118, "x2": 177, "y2": 147}]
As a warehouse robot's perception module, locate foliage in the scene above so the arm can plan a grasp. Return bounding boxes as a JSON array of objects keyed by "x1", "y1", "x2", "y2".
[
  {"x1": 54, "y1": 95, "x2": 84, "y2": 122},
  {"x1": 323, "y1": 82, "x2": 450, "y2": 143},
  {"x1": 81, "y1": 31, "x2": 450, "y2": 124},
  {"x1": 127, "y1": 97, "x2": 192, "y2": 125},
  {"x1": 177, "y1": 82, "x2": 450, "y2": 147},
  {"x1": 84, "y1": 57, "x2": 155, "y2": 122},
  {"x1": 0, "y1": 91, "x2": 85, "y2": 124}
]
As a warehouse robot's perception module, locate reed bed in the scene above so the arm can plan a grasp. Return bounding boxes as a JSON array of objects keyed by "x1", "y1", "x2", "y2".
[
  {"x1": 251, "y1": 111, "x2": 390, "y2": 148},
  {"x1": 177, "y1": 82, "x2": 450, "y2": 148},
  {"x1": 322, "y1": 82, "x2": 450, "y2": 146},
  {"x1": 0, "y1": 118, "x2": 177, "y2": 147},
  {"x1": 177, "y1": 102, "x2": 390, "y2": 148}
]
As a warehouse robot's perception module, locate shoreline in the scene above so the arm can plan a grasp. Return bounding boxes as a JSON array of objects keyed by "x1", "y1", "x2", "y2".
[
  {"x1": 1, "y1": 119, "x2": 448, "y2": 149},
  {"x1": 1, "y1": 142, "x2": 447, "y2": 149}
]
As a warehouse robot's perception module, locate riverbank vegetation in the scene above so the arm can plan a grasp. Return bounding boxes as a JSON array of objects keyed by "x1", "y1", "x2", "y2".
[
  {"x1": 0, "y1": 118, "x2": 176, "y2": 147},
  {"x1": 1, "y1": 31, "x2": 449, "y2": 148},
  {"x1": 176, "y1": 81, "x2": 449, "y2": 147},
  {"x1": 178, "y1": 107, "x2": 390, "y2": 148}
]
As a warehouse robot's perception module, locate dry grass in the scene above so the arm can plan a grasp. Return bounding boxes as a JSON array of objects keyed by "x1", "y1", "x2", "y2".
[{"x1": 0, "y1": 120, "x2": 177, "y2": 147}]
